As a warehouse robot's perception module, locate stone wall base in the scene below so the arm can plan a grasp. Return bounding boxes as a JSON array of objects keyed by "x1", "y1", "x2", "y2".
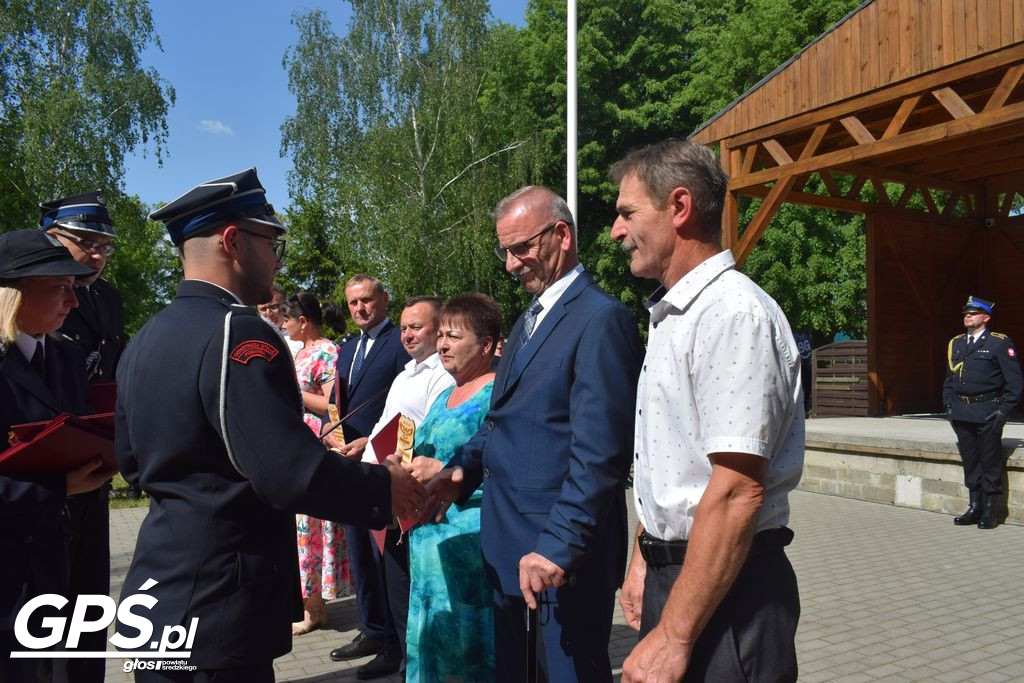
[{"x1": 800, "y1": 445, "x2": 1023, "y2": 525}]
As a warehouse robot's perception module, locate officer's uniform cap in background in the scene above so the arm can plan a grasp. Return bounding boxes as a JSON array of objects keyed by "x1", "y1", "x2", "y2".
[
  {"x1": 963, "y1": 296, "x2": 994, "y2": 314},
  {"x1": 38, "y1": 191, "x2": 117, "y2": 238},
  {"x1": 0, "y1": 229, "x2": 98, "y2": 282},
  {"x1": 149, "y1": 168, "x2": 284, "y2": 245}
]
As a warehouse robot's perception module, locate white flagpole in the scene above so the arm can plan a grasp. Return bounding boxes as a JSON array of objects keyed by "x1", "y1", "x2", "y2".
[{"x1": 567, "y1": 0, "x2": 578, "y2": 235}]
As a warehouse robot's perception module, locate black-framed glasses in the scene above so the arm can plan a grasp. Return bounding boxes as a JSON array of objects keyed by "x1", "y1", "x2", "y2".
[
  {"x1": 54, "y1": 230, "x2": 116, "y2": 255},
  {"x1": 235, "y1": 226, "x2": 286, "y2": 261},
  {"x1": 493, "y1": 222, "x2": 558, "y2": 261}
]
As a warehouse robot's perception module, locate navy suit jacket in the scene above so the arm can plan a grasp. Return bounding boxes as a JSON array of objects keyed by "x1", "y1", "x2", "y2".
[
  {"x1": 331, "y1": 321, "x2": 410, "y2": 442},
  {"x1": 453, "y1": 272, "x2": 643, "y2": 596},
  {"x1": 0, "y1": 338, "x2": 88, "y2": 627}
]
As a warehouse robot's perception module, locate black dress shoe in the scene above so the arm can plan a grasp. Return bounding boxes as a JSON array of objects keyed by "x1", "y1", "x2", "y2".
[
  {"x1": 355, "y1": 647, "x2": 401, "y2": 680},
  {"x1": 328, "y1": 631, "x2": 386, "y2": 661}
]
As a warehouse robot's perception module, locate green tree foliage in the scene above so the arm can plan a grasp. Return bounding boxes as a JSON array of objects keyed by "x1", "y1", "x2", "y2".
[
  {"x1": 0, "y1": 0, "x2": 177, "y2": 334},
  {"x1": 282, "y1": 0, "x2": 546, "y2": 329},
  {"x1": 509, "y1": 0, "x2": 866, "y2": 338},
  {"x1": 741, "y1": 197, "x2": 867, "y2": 339},
  {"x1": 280, "y1": 0, "x2": 869, "y2": 338},
  {"x1": 100, "y1": 195, "x2": 180, "y2": 336}
]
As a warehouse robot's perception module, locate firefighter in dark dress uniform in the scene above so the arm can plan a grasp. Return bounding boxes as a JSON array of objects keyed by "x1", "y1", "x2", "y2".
[
  {"x1": 115, "y1": 169, "x2": 425, "y2": 682},
  {"x1": 942, "y1": 296, "x2": 1023, "y2": 529},
  {"x1": 0, "y1": 229, "x2": 116, "y2": 682},
  {"x1": 38, "y1": 191, "x2": 126, "y2": 681},
  {"x1": 40, "y1": 192, "x2": 126, "y2": 383}
]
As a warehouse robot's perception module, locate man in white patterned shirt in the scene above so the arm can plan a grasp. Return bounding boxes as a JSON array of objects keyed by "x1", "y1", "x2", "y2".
[{"x1": 610, "y1": 139, "x2": 805, "y2": 682}]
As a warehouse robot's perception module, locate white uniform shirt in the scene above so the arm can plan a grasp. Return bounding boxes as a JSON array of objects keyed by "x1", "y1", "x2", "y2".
[
  {"x1": 361, "y1": 352, "x2": 455, "y2": 464},
  {"x1": 15, "y1": 331, "x2": 45, "y2": 363},
  {"x1": 633, "y1": 250, "x2": 805, "y2": 541}
]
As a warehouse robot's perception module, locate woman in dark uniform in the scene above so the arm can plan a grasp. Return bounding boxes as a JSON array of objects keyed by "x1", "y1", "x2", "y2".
[{"x1": 0, "y1": 229, "x2": 117, "y2": 681}]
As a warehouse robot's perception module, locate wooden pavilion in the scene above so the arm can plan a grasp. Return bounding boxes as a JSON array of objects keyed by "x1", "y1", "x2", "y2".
[{"x1": 691, "y1": 0, "x2": 1024, "y2": 416}]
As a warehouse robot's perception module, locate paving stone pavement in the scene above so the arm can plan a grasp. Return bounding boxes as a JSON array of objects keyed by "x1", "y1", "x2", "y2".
[{"x1": 100, "y1": 490, "x2": 1024, "y2": 681}]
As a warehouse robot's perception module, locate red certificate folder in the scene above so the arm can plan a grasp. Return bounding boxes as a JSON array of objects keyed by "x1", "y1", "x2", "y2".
[
  {"x1": 0, "y1": 412, "x2": 115, "y2": 474},
  {"x1": 369, "y1": 413, "x2": 417, "y2": 552}
]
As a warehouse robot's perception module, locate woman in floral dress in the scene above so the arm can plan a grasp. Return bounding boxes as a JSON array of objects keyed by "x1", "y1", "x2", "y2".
[{"x1": 282, "y1": 291, "x2": 351, "y2": 635}]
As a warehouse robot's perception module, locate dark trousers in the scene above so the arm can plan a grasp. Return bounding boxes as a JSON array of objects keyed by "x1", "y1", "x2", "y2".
[
  {"x1": 492, "y1": 579, "x2": 615, "y2": 683},
  {"x1": 64, "y1": 487, "x2": 111, "y2": 683},
  {"x1": 346, "y1": 524, "x2": 394, "y2": 642},
  {"x1": 1, "y1": 628, "x2": 43, "y2": 683},
  {"x1": 133, "y1": 660, "x2": 273, "y2": 683},
  {"x1": 382, "y1": 527, "x2": 410, "y2": 661},
  {"x1": 640, "y1": 535, "x2": 800, "y2": 682},
  {"x1": 951, "y1": 419, "x2": 1006, "y2": 495}
]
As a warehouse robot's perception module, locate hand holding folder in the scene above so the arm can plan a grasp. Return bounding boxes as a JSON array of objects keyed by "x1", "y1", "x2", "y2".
[
  {"x1": 369, "y1": 412, "x2": 417, "y2": 552},
  {"x1": 0, "y1": 412, "x2": 115, "y2": 474}
]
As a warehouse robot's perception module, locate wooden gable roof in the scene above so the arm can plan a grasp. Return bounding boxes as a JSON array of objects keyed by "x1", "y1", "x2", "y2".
[
  {"x1": 692, "y1": 0, "x2": 1024, "y2": 146},
  {"x1": 692, "y1": 0, "x2": 1024, "y2": 266}
]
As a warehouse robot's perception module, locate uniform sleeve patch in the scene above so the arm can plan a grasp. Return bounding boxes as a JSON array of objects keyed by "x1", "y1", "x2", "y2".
[
  {"x1": 229, "y1": 340, "x2": 279, "y2": 365},
  {"x1": 1009, "y1": 347, "x2": 1016, "y2": 358}
]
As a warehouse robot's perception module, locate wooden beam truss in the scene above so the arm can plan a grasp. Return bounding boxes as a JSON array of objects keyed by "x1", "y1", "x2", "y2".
[{"x1": 722, "y1": 55, "x2": 1024, "y2": 266}]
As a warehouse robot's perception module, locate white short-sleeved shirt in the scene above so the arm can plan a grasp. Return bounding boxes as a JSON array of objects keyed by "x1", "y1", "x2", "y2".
[
  {"x1": 633, "y1": 250, "x2": 805, "y2": 541},
  {"x1": 361, "y1": 352, "x2": 455, "y2": 464}
]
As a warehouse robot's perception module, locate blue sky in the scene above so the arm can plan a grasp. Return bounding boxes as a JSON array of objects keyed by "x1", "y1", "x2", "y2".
[{"x1": 124, "y1": 1, "x2": 529, "y2": 213}]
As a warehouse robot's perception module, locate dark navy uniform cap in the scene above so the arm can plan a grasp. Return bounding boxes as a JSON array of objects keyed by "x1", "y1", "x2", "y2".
[
  {"x1": 963, "y1": 296, "x2": 994, "y2": 314},
  {"x1": 38, "y1": 191, "x2": 116, "y2": 238},
  {"x1": 0, "y1": 229, "x2": 98, "y2": 281},
  {"x1": 149, "y1": 168, "x2": 284, "y2": 245}
]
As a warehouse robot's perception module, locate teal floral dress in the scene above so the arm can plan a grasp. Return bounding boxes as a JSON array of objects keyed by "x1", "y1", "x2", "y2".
[{"x1": 406, "y1": 382, "x2": 494, "y2": 682}]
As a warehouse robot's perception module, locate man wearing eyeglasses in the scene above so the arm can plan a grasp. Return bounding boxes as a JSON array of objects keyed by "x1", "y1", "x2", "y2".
[
  {"x1": 431, "y1": 186, "x2": 643, "y2": 681},
  {"x1": 40, "y1": 191, "x2": 125, "y2": 383},
  {"x1": 259, "y1": 284, "x2": 303, "y2": 356},
  {"x1": 36, "y1": 190, "x2": 126, "y2": 682}
]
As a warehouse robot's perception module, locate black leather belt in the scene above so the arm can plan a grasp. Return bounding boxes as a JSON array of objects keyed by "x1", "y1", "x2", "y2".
[
  {"x1": 639, "y1": 527, "x2": 794, "y2": 567},
  {"x1": 956, "y1": 391, "x2": 1001, "y2": 404}
]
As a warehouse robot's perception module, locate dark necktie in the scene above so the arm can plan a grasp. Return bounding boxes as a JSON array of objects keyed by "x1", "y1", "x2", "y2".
[
  {"x1": 351, "y1": 333, "x2": 368, "y2": 380},
  {"x1": 966, "y1": 335, "x2": 976, "y2": 353},
  {"x1": 30, "y1": 341, "x2": 46, "y2": 381},
  {"x1": 520, "y1": 300, "x2": 544, "y2": 349}
]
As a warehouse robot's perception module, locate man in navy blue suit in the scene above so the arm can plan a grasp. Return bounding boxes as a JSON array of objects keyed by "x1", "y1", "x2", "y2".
[
  {"x1": 433, "y1": 186, "x2": 643, "y2": 681},
  {"x1": 325, "y1": 274, "x2": 411, "y2": 679}
]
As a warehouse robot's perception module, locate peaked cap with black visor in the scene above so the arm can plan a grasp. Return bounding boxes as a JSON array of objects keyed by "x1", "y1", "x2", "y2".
[
  {"x1": 148, "y1": 168, "x2": 284, "y2": 245},
  {"x1": 38, "y1": 191, "x2": 117, "y2": 238}
]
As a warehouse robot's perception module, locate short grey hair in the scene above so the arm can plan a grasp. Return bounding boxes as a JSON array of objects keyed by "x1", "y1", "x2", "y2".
[
  {"x1": 609, "y1": 139, "x2": 727, "y2": 242},
  {"x1": 345, "y1": 274, "x2": 386, "y2": 295},
  {"x1": 491, "y1": 186, "x2": 575, "y2": 229}
]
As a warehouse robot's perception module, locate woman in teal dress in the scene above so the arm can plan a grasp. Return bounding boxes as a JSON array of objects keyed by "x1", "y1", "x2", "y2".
[{"x1": 405, "y1": 293, "x2": 501, "y2": 682}]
